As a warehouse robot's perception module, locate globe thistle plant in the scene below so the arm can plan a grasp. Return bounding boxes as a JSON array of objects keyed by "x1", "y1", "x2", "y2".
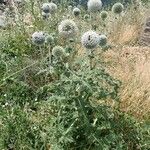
[
  {"x1": 112, "y1": 3, "x2": 124, "y2": 14},
  {"x1": 87, "y1": 0, "x2": 102, "y2": 13},
  {"x1": 99, "y1": 34, "x2": 107, "y2": 46},
  {"x1": 81, "y1": 31, "x2": 99, "y2": 49},
  {"x1": 100, "y1": 11, "x2": 108, "y2": 20},
  {"x1": 73, "y1": 7, "x2": 81, "y2": 17},
  {"x1": 32, "y1": 31, "x2": 45, "y2": 45},
  {"x1": 58, "y1": 19, "x2": 78, "y2": 39}
]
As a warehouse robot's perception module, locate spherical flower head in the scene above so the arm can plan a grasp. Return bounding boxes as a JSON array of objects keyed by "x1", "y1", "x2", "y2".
[
  {"x1": 58, "y1": 19, "x2": 78, "y2": 39},
  {"x1": 32, "y1": 31, "x2": 45, "y2": 45},
  {"x1": 49, "y1": 2, "x2": 57, "y2": 14},
  {"x1": 73, "y1": 7, "x2": 81, "y2": 16},
  {"x1": 99, "y1": 34, "x2": 107, "y2": 46},
  {"x1": 100, "y1": 11, "x2": 108, "y2": 20},
  {"x1": 87, "y1": 0, "x2": 102, "y2": 13},
  {"x1": 45, "y1": 34, "x2": 54, "y2": 44},
  {"x1": 52, "y1": 46, "x2": 65, "y2": 59},
  {"x1": 84, "y1": 14, "x2": 90, "y2": 20},
  {"x1": 81, "y1": 31, "x2": 99, "y2": 49},
  {"x1": 112, "y1": 3, "x2": 124, "y2": 14},
  {"x1": 42, "y1": 3, "x2": 51, "y2": 13}
]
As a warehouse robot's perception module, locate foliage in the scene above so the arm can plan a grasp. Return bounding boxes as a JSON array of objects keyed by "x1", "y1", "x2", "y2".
[{"x1": 0, "y1": 1, "x2": 149, "y2": 150}]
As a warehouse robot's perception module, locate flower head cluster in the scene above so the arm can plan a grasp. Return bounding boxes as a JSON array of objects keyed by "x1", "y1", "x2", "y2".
[
  {"x1": 112, "y1": 3, "x2": 124, "y2": 14},
  {"x1": 81, "y1": 31, "x2": 99, "y2": 49},
  {"x1": 87, "y1": 0, "x2": 102, "y2": 13},
  {"x1": 58, "y1": 19, "x2": 78, "y2": 38},
  {"x1": 32, "y1": 31, "x2": 45, "y2": 45}
]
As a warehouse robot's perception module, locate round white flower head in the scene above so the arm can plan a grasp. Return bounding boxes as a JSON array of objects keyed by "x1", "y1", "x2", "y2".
[
  {"x1": 73, "y1": 7, "x2": 81, "y2": 16},
  {"x1": 112, "y1": 3, "x2": 124, "y2": 14},
  {"x1": 58, "y1": 19, "x2": 78, "y2": 38},
  {"x1": 52, "y1": 46, "x2": 65, "y2": 58},
  {"x1": 42, "y1": 3, "x2": 51, "y2": 13},
  {"x1": 81, "y1": 31, "x2": 99, "y2": 49},
  {"x1": 49, "y1": 2, "x2": 57, "y2": 14},
  {"x1": 87, "y1": 0, "x2": 102, "y2": 13},
  {"x1": 42, "y1": 2, "x2": 57, "y2": 14},
  {"x1": 99, "y1": 34, "x2": 107, "y2": 46},
  {"x1": 32, "y1": 31, "x2": 45, "y2": 45}
]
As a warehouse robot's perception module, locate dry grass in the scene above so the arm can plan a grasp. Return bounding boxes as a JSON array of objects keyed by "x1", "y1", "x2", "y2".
[
  {"x1": 103, "y1": 46, "x2": 150, "y2": 120},
  {"x1": 117, "y1": 25, "x2": 139, "y2": 45}
]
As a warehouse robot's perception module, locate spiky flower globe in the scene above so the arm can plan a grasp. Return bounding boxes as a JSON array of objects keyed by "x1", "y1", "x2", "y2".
[
  {"x1": 49, "y1": 2, "x2": 57, "y2": 14},
  {"x1": 42, "y1": 3, "x2": 50, "y2": 13},
  {"x1": 99, "y1": 34, "x2": 107, "y2": 46},
  {"x1": 87, "y1": 0, "x2": 102, "y2": 13},
  {"x1": 52, "y1": 46, "x2": 65, "y2": 59},
  {"x1": 84, "y1": 14, "x2": 90, "y2": 20},
  {"x1": 73, "y1": 7, "x2": 81, "y2": 16},
  {"x1": 45, "y1": 34, "x2": 54, "y2": 45},
  {"x1": 42, "y1": 2, "x2": 57, "y2": 14},
  {"x1": 100, "y1": 11, "x2": 108, "y2": 20},
  {"x1": 32, "y1": 31, "x2": 45, "y2": 45},
  {"x1": 81, "y1": 31, "x2": 99, "y2": 49},
  {"x1": 58, "y1": 19, "x2": 78, "y2": 38},
  {"x1": 112, "y1": 3, "x2": 124, "y2": 14}
]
